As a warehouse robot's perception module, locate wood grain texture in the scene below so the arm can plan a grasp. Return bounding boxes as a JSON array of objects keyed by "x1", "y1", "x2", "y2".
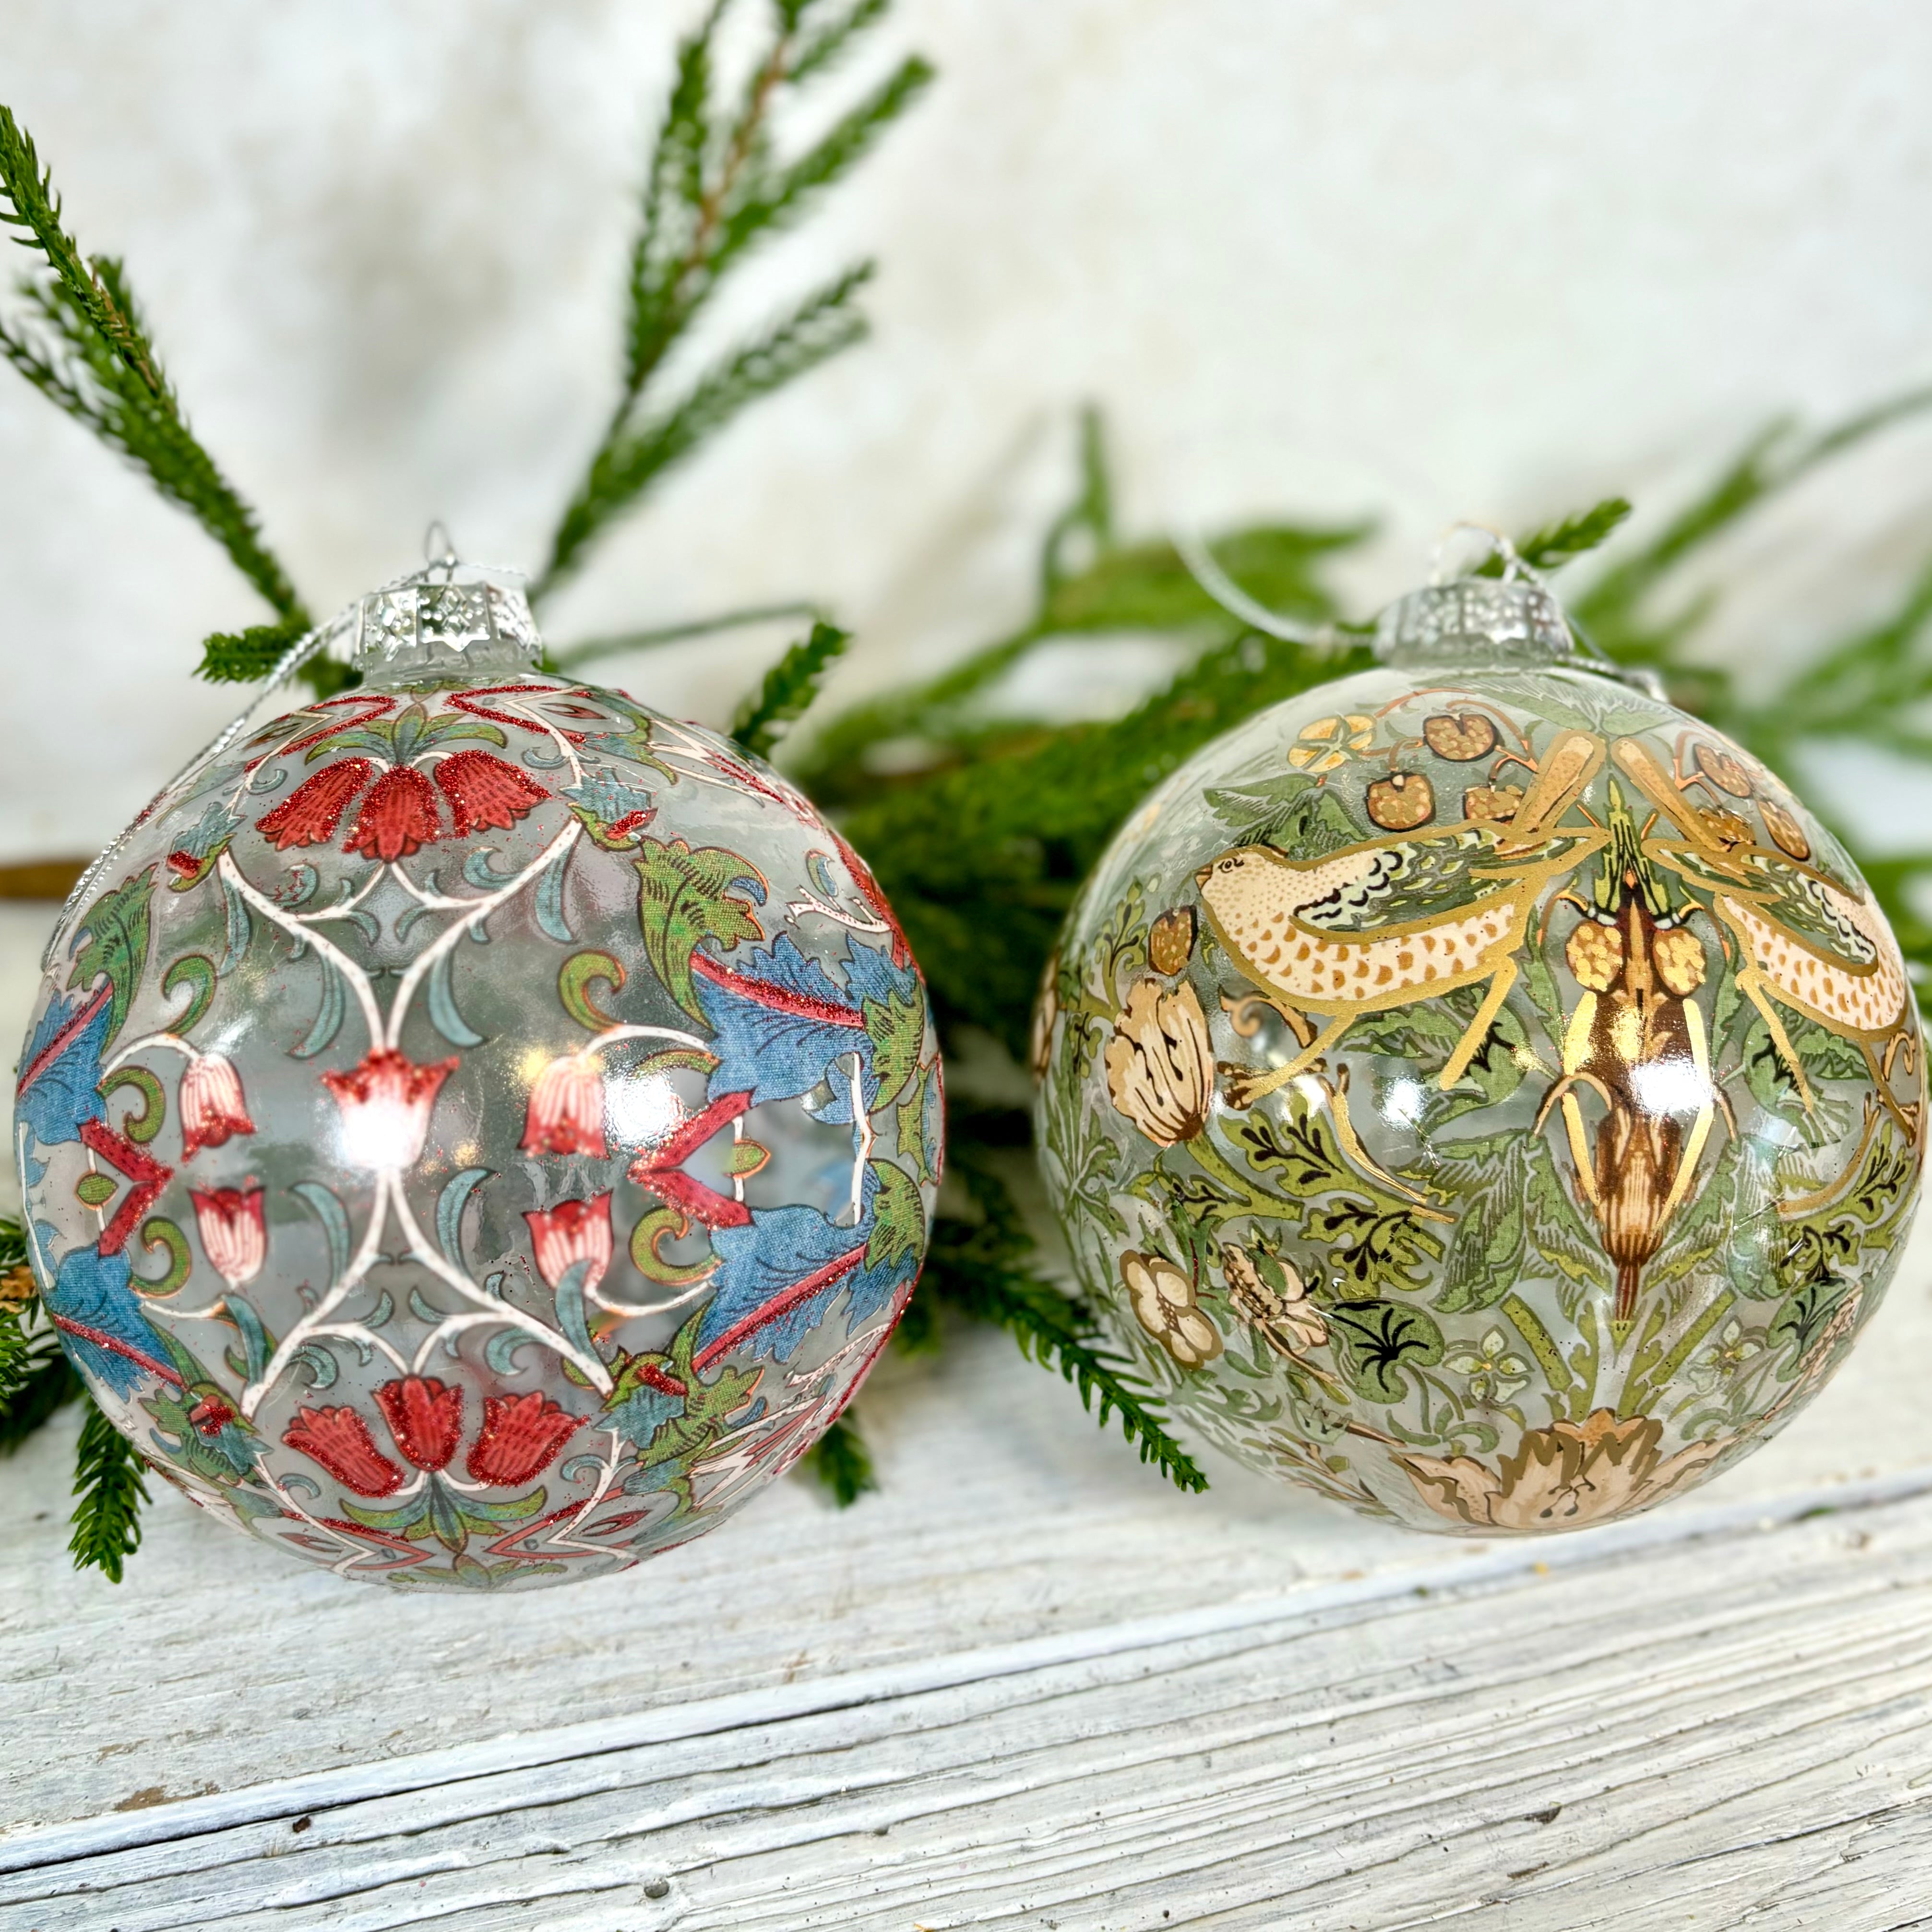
[{"x1": 6, "y1": 1477, "x2": 1932, "y2": 1930}]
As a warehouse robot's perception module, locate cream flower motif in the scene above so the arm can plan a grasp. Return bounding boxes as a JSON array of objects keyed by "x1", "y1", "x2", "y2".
[
  {"x1": 1287, "y1": 713, "x2": 1376, "y2": 774},
  {"x1": 1401, "y1": 1410, "x2": 1723, "y2": 1534},
  {"x1": 1121, "y1": 1250, "x2": 1222, "y2": 1368},
  {"x1": 1104, "y1": 978, "x2": 1214, "y2": 1146},
  {"x1": 1220, "y1": 1243, "x2": 1326, "y2": 1352},
  {"x1": 1442, "y1": 1326, "x2": 1531, "y2": 1406},
  {"x1": 1688, "y1": 1315, "x2": 1763, "y2": 1396}
]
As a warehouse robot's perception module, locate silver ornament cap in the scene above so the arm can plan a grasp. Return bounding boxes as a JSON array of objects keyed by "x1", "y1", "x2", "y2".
[{"x1": 1375, "y1": 576, "x2": 1574, "y2": 668}]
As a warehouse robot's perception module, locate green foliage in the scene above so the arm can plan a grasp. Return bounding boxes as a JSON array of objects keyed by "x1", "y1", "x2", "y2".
[
  {"x1": 732, "y1": 619, "x2": 851, "y2": 758},
  {"x1": 0, "y1": 1346, "x2": 82, "y2": 1454},
  {"x1": 198, "y1": 618, "x2": 311, "y2": 683},
  {"x1": 0, "y1": 1228, "x2": 84, "y2": 1459},
  {"x1": 923, "y1": 1155, "x2": 1207, "y2": 1493},
  {"x1": 790, "y1": 420, "x2": 1372, "y2": 1056},
  {"x1": 802, "y1": 1412, "x2": 877, "y2": 1505},
  {"x1": 0, "y1": 106, "x2": 309, "y2": 640},
  {"x1": 534, "y1": 0, "x2": 932, "y2": 600},
  {"x1": 0, "y1": 1223, "x2": 84, "y2": 1458},
  {"x1": 1572, "y1": 393, "x2": 1932, "y2": 674},
  {"x1": 1480, "y1": 495, "x2": 1632, "y2": 574},
  {"x1": 68, "y1": 1398, "x2": 149, "y2": 1583},
  {"x1": 549, "y1": 600, "x2": 821, "y2": 676}
]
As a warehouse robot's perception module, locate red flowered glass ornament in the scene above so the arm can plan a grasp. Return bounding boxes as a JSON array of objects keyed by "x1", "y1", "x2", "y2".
[{"x1": 18, "y1": 560, "x2": 942, "y2": 1590}]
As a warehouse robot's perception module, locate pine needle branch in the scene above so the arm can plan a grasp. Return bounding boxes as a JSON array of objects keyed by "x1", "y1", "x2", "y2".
[
  {"x1": 0, "y1": 107, "x2": 310, "y2": 639},
  {"x1": 802, "y1": 1411, "x2": 878, "y2": 1504},
  {"x1": 69, "y1": 1397, "x2": 149, "y2": 1583},
  {"x1": 733, "y1": 618, "x2": 850, "y2": 756},
  {"x1": 549, "y1": 599, "x2": 823, "y2": 674},
  {"x1": 0, "y1": 1218, "x2": 82, "y2": 1456},
  {"x1": 197, "y1": 617, "x2": 311, "y2": 683},
  {"x1": 1479, "y1": 496, "x2": 1631, "y2": 575},
  {"x1": 1039, "y1": 402, "x2": 1116, "y2": 600},
  {"x1": 535, "y1": 0, "x2": 930, "y2": 602},
  {"x1": 0, "y1": 107, "x2": 156, "y2": 391},
  {"x1": 542, "y1": 261, "x2": 875, "y2": 597},
  {"x1": 929, "y1": 1157, "x2": 1208, "y2": 1494},
  {"x1": 0, "y1": 1346, "x2": 81, "y2": 1455},
  {"x1": 791, "y1": 0, "x2": 892, "y2": 84},
  {"x1": 1574, "y1": 390, "x2": 1932, "y2": 667}
]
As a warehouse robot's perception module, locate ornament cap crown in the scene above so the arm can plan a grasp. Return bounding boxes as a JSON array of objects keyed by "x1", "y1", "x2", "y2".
[
  {"x1": 1374, "y1": 577, "x2": 1573, "y2": 670},
  {"x1": 352, "y1": 562, "x2": 543, "y2": 688}
]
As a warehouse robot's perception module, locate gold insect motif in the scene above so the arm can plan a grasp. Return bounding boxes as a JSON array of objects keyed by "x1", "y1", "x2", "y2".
[
  {"x1": 1535, "y1": 783, "x2": 1726, "y2": 1331},
  {"x1": 1199, "y1": 729, "x2": 1608, "y2": 1107},
  {"x1": 1611, "y1": 738, "x2": 1921, "y2": 1141}
]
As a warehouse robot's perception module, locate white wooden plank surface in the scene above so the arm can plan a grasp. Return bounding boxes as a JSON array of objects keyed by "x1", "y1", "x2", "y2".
[
  {"x1": 4, "y1": 906, "x2": 1932, "y2": 1928},
  {"x1": 6, "y1": 1474, "x2": 1932, "y2": 1929}
]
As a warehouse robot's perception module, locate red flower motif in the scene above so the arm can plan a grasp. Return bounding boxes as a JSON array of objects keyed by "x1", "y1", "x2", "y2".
[
  {"x1": 190, "y1": 1183, "x2": 266, "y2": 1289},
  {"x1": 188, "y1": 1394, "x2": 236, "y2": 1437},
  {"x1": 284, "y1": 1405, "x2": 404, "y2": 1497},
  {"x1": 434, "y1": 749, "x2": 549, "y2": 836},
  {"x1": 344, "y1": 765, "x2": 441, "y2": 861},
  {"x1": 179, "y1": 1051, "x2": 255, "y2": 1158},
  {"x1": 525, "y1": 1195, "x2": 613, "y2": 1293},
  {"x1": 375, "y1": 1375, "x2": 465, "y2": 1472},
  {"x1": 521, "y1": 1050, "x2": 607, "y2": 1157},
  {"x1": 466, "y1": 1392, "x2": 582, "y2": 1488},
  {"x1": 323, "y1": 1048, "x2": 458, "y2": 1170},
  {"x1": 257, "y1": 759, "x2": 375, "y2": 850}
]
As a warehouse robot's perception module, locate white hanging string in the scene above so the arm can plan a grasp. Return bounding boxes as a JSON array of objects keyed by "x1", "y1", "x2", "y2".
[
  {"x1": 1178, "y1": 515, "x2": 1665, "y2": 701},
  {"x1": 1170, "y1": 529, "x2": 1344, "y2": 650}
]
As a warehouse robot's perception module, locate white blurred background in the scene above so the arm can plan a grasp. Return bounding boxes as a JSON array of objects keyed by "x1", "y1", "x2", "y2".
[{"x1": 3, "y1": 0, "x2": 1932, "y2": 860}]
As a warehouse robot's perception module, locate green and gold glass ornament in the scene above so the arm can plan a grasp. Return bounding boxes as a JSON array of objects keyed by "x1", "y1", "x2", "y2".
[{"x1": 1034, "y1": 562, "x2": 1925, "y2": 1533}]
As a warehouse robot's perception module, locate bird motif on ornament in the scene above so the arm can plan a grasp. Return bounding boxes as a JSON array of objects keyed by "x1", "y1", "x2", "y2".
[{"x1": 1197, "y1": 728, "x2": 1609, "y2": 1106}]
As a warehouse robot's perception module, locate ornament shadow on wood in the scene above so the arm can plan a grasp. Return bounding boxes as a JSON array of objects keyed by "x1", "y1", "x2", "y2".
[
  {"x1": 16, "y1": 560, "x2": 941, "y2": 1590},
  {"x1": 1035, "y1": 561, "x2": 1925, "y2": 1534}
]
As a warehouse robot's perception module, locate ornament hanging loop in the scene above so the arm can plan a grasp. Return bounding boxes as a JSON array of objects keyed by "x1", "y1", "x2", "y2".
[{"x1": 1430, "y1": 520, "x2": 1527, "y2": 586}]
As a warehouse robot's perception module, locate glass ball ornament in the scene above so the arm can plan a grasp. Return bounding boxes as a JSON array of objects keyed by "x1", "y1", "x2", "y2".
[
  {"x1": 1034, "y1": 570, "x2": 1925, "y2": 1534},
  {"x1": 18, "y1": 561, "x2": 941, "y2": 1589}
]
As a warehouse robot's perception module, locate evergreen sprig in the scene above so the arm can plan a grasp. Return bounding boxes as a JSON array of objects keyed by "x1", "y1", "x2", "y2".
[
  {"x1": 549, "y1": 600, "x2": 822, "y2": 675},
  {"x1": 535, "y1": 0, "x2": 931, "y2": 600},
  {"x1": 732, "y1": 617, "x2": 849, "y2": 756},
  {"x1": 197, "y1": 617, "x2": 312, "y2": 683},
  {"x1": 0, "y1": 107, "x2": 309, "y2": 636},
  {"x1": 802, "y1": 1413, "x2": 878, "y2": 1505},
  {"x1": 926, "y1": 1156, "x2": 1207, "y2": 1493},
  {"x1": 1477, "y1": 495, "x2": 1632, "y2": 574},
  {"x1": 68, "y1": 1398, "x2": 149, "y2": 1583},
  {"x1": 0, "y1": 1265, "x2": 84, "y2": 1458}
]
